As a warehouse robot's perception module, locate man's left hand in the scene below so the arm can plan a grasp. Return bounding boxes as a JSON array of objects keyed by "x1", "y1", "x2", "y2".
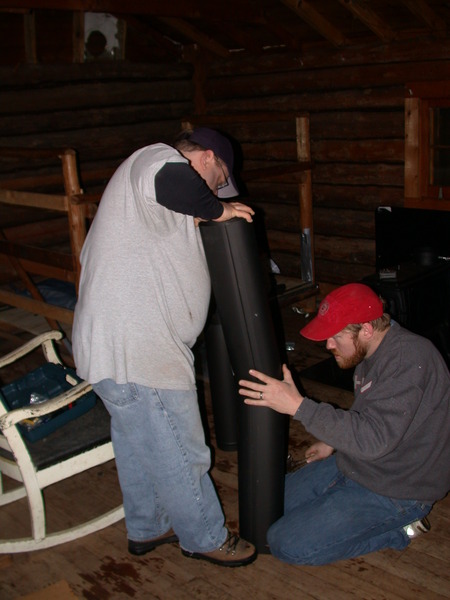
[
  {"x1": 215, "y1": 201, "x2": 255, "y2": 223},
  {"x1": 239, "y1": 364, "x2": 303, "y2": 416}
]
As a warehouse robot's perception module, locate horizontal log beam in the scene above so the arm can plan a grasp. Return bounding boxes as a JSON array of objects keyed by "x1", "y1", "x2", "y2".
[
  {"x1": 0, "y1": 189, "x2": 68, "y2": 211},
  {"x1": 0, "y1": 147, "x2": 67, "y2": 158},
  {"x1": 314, "y1": 163, "x2": 403, "y2": 187},
  {"x1": 3, "y1": 217, "x2": 69, "y2": 245},
  {"x1": 243, "y1": 163, "x2": 312, "y2": 181},
  {"x1": 207, "y1": 86, "x2": 406, "y2": 115},
  {"x1": 314, "y1": 207, "x2": 375, "y2": 238},
  {"x1": 0, "y1": 288, "x2": 74, "y2": 324},
  {"x1": 265, "y1": 230, "x2": 374, "y2": 266},
  {"x1": 313, "y1": 184, "x2": 404, "y2": 210},
  {"x1": 207, "y1": 38, "x2": 450, "y2": 77},
  {"x1": 208, "y1": 59, "x2": 450, "y2": 100},
  {"x1": 0, "y1": 173, "x2": 64, "y2": 192},
  {"x1": 0, "y1": 239, "x2": 74, "y2": 271},
  {"x1": 315, "y1": 258, "x2": 374, "y2": 284},
  {"x1": 0, "y1": 80, "x2": 193, "y2": 115},
  {"x1": 314, "y1": 234, "x2": 374, "y2": 265},
  {"x1": 182, "y1": 111, "x2": 309, "y2": 127},
  {"x1": 313, "y1": 139, "x2": 404, "y2": 163},
  {"x1": 16, "y1": 260, "x2": 77, "y2": 283},
  {"x1": 0, "y1": 101, "x2": 192, "y2": 138}
]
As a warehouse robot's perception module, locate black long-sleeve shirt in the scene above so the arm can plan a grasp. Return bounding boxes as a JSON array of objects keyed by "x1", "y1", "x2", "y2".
[{"x1": 155, "y1": 161, "x2": 224, "y2": 220}]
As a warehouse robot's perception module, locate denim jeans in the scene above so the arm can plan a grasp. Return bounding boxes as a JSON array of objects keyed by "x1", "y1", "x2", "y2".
[
  {"x1": 267, "y1": 455, "x2": 432, "y2": 565},
  {"x1": 93, "y1": 379, "x2": 227, "y2": 552}
]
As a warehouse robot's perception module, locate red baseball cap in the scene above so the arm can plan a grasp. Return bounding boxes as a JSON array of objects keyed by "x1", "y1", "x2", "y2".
[{"x1": 300, "y1": 283, "x2": 384, "y2": 341}]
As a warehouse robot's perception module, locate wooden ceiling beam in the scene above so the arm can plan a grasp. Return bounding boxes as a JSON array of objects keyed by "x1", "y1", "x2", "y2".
[
  {"x1": 263, "y1": 18, "x2": 302, "y2": 51},
  {"x1": 222, "y1": 25, "x2": 261, "y2": 54},
  {"x1": 264, "y1": 15, "x2": 302, "y2": 50},
  {"x1": 0, "y1": 0, "x2": 263, "y2": 22},
  {"x1": 158, "y1": 17, "x2": 230, "y2": 58},
  {"x1": 337, "y1": 0, "x2": 395, "y2": 42},
  {"x1": 400, "y1": 0, "x2": 446, "y2": 38},
  {"x1": 122, "y1": 16, "x2": 182, "y2": 57},
  {"x1": 280, "y1": 0, "x2": 348, "y2": 47}
]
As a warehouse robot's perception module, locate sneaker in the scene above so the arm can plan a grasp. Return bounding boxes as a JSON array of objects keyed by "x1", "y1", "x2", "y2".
[
  {"x1": 403, "y1": 517, "x2": 431, "y2": 539},
  {"x1": 128, "y1": 529, "x2": 179, "y2": 556},
  {"x1": 181, "y1": 531, "x2": 257, "y2": 567}
]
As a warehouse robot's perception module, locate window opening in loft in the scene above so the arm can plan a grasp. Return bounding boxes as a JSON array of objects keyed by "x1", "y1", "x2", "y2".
[{"x1": 84, "y1": 12, "x2": 124, "y2": 61}]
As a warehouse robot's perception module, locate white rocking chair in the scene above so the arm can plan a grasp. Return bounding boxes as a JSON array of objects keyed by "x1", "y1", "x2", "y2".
[{"x1": 0, "y1": 330, "x2": 124, "y2": 553}]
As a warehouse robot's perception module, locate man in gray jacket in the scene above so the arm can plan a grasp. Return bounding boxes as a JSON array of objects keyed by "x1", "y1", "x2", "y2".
[{"x1": 239, "y1": 283, "x2": 450, "y2": 565}]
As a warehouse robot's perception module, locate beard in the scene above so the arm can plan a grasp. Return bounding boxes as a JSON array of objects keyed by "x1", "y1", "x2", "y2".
[{"x1": 331, "y1": 337, "x2": 368, "y2": 370}]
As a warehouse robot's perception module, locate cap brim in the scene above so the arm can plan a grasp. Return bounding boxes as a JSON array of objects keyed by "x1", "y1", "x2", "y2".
[
  {"x1": 300, "y1": 318, "x2": 343, "y2": 341},
  {"x1": 217, "y1": 173, "x2": 239, "y2": 198}
]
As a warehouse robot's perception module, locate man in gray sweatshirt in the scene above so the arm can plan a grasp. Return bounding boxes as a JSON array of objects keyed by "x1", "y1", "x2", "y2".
[{"x1": 239, "y1": 283, "x2": 450, "y2": 565}]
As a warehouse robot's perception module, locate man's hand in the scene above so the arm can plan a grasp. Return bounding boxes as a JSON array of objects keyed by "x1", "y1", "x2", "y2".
[
  {"x1": 239, "y1": 364, "x2": 303, "y2": 416},
  {"x1": 305, "y1": 441, "x2": 334, "y2": 463},
  {"x1": 215, "y1": 201, "x2": 254, "y2": 223}
]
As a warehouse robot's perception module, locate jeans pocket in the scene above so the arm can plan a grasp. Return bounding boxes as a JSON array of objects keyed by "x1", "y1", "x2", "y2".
[{"x1": 93, "y1": 379, "x2": 139, "y2": 408}]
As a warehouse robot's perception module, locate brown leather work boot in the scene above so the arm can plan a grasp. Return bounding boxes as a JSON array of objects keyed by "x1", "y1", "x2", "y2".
[
  {"x1": 181, "y1": 530, "x2": 257, "y2": 567},
  {"x1": 128, "y1": 528, "x2": 179, "y2": 556}
]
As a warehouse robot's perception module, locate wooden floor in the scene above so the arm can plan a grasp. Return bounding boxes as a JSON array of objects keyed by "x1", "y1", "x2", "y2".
[{"x1": 0, "y1": 305, "x2": 449, "y2": 600}]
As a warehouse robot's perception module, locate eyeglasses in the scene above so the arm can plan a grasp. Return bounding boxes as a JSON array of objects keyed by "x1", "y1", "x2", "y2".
[{"x1": 216, "y1": 158, "x2": 229, "y2": 191}]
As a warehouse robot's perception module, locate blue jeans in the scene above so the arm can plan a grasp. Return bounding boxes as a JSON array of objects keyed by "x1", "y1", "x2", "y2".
[
  {"x1": 93, "y1": 379, "x2": 227, "y2": 552},
  {"x1": 267, "y1": 455, "x2": 432, "y2": 565}
]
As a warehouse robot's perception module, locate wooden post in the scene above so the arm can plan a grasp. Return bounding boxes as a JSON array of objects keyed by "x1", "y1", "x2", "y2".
[
  {"x1": 60, "y1": 149, "x2": 86, "y2": 293},
  {"x1": 183, "y1": 45, "x2": 207, "y2": 116},
  {"x1": 296, "y1": 115, "x2": 314, "y2": 283},
  {"x1": 72, "y1": 11, "x2": 85, "y2": 64},
  {"x1": 404, "y1": 97, "x2": 420, "y2": 202}
]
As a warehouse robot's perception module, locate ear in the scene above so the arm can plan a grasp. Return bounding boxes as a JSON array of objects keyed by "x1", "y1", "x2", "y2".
[
  {"x1": 202, "y1": 149, "x2": 215, "y2": 168},
  {"x1": 361, "y1": 323, "x2": 374, "y2": 338}
]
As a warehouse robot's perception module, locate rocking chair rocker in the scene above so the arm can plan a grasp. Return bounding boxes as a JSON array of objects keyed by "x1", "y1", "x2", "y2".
[{"x1": 0, "y1": 330, "x2": 124, "y2": 553}]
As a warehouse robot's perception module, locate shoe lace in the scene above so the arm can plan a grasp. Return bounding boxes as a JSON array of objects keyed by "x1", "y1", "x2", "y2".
[
  {"x1": 219, "y1": 532, "x2": 240, "y2": 556},
  {"x1": 418, "y1": 517, "x2": 431, "y2": 532}
]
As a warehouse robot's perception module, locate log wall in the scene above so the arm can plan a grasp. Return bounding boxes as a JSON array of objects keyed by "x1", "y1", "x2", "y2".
[
  {"x1": 0, "y1": 61, "x2": 194, "y2": 189},
  {"x1": 0, "y1": 60, "x2": 194, "y2": 284},
  {"x1": 198, "y1": 39, "x2": 450, "y2": 291},
  {"x1": 1, "y1": 10, "x2": 450, "y2": 292}
]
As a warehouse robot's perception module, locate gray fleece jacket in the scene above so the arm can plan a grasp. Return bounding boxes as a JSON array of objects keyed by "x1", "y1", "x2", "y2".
[{"x1": 295, "y1": 322, "x2": 450, "y2": 503}]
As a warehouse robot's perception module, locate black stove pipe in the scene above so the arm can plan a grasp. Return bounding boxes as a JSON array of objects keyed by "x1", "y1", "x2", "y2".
[{"x1": 200, "y1": 218, "x2": 288, "y2": 553}]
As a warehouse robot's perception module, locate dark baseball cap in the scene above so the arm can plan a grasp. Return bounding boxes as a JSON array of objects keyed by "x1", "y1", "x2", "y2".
[{"x1": 189, "y1": 127, "x2": 239, "y2": 198}]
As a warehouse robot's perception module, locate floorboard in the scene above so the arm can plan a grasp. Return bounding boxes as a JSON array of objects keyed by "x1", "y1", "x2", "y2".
[{"x1": 0, "y1": 304, "x2": 449, "y2": 599}]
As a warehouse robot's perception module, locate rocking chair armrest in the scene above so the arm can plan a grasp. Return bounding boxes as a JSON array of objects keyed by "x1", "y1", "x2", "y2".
[
  {"x1": 0, "y1": 331, "x2": 64, "y2": 369},
  {"x1": 0, "y1": 380, "x2": 92, "y2": 430}
]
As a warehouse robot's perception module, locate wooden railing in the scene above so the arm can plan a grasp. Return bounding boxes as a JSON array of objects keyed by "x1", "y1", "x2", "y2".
[{"x1": 0, "y1": 148, "x2": 102, "y2": 329}]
